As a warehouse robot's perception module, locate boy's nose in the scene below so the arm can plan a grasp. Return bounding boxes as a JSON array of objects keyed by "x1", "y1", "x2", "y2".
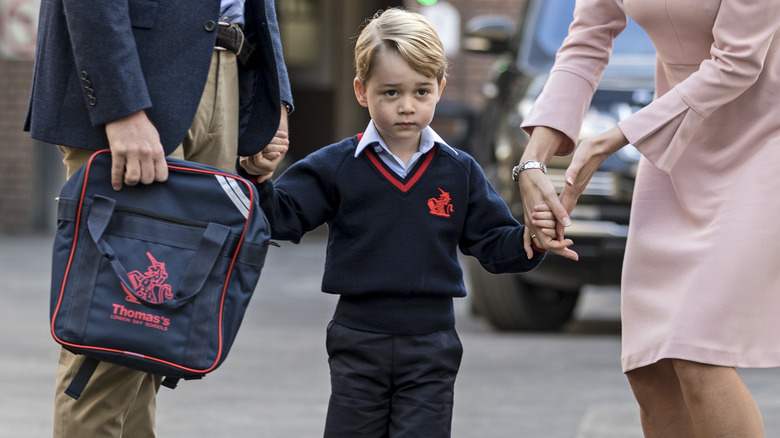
[{"x1": 398, "y1": 96, "x2": 415, "y2": 113}]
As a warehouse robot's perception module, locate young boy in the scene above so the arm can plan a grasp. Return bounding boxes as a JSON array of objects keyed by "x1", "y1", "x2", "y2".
[{"x1": 242, "y1": 8, "x2": 546, "y2": 437}]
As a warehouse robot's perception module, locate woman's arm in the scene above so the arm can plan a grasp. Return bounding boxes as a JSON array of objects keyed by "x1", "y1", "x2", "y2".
[{"x1": 517, "y1": 0, "x2": 630, "y2": 259}]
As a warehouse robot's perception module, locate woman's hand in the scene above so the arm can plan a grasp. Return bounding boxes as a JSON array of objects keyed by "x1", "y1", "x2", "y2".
[
  {"x1": 520, "y1": 169, "x2": 579, "y2": 260},
  {"x1": 560, "y1": 126, "x2": 628, "y2": 213},
  {"x1": 518, "y1": 127, "x2": 577, "y2": 259}
]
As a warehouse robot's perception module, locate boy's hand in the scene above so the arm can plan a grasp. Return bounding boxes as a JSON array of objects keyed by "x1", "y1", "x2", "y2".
[
  {"x1": 525, "y1": 203, "x2": 576, "y2": 259},
  {"x1": 239, "y1": 130, "x2": 289, "y2": 182}
]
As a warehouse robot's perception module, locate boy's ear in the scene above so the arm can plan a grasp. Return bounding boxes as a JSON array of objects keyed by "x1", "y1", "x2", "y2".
[
  {"x1": 353, "y1": 77, "x2": 369, "y2": 107},
  {"x1": 437, "y1": 78, "x2": 447, "y2": 102}
]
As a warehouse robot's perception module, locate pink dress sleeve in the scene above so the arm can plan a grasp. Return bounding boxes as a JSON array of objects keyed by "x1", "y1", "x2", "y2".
[
  {"x1": 619, "y1": 0, "x2": 780, "y2": 172},
  {"x1": 521, "y1": 0, "x2": 629, "y2": 156},
  {"x1": 522, "y1": 0, "x2": 780, "y2": 173}
]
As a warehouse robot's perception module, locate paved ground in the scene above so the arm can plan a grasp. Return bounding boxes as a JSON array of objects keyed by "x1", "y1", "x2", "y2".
[{"x1": 2, "y1": 232, "x2": 780, "y2": 437}]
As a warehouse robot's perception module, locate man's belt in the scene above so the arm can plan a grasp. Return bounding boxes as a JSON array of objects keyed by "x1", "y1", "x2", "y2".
[{"x1": 216, "y1": 23, "x2": 255, "y2": 66}]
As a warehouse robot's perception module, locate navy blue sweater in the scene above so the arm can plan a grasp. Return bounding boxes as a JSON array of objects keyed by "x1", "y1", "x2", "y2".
[{"x1": 257, "y1": 136, "x2": 544, "y2": 334}]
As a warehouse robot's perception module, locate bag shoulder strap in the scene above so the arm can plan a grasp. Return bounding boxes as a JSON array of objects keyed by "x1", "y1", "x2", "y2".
[
  {"x1": 65, "y1": 357, "x2": 189, "y2": 398},
  {"x1": 64, "y1": 356, "x2": 101, "y2": 400}
]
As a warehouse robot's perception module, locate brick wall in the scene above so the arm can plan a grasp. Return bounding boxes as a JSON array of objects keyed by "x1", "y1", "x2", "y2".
[{"x1": 0, "y1": 59, "x2": 36, "y2": 233}]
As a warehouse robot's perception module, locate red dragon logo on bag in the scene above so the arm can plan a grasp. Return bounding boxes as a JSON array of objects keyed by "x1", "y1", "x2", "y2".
[{"x1": 124, "y1": 252, "x2": 174, "y2": 304}]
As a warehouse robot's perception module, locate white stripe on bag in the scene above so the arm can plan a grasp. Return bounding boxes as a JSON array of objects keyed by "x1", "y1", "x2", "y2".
[{"x1": 215, "y1": 175, "x2": 250, "y2": 219}]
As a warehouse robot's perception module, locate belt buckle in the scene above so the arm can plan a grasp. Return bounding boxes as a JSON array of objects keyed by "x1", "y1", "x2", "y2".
[
  {"x1": 215, "y1": 22, "x2": 241, "y2": 52},
  {"x1": 215, "y1": 22, "x2": 254, "y2": 66}
]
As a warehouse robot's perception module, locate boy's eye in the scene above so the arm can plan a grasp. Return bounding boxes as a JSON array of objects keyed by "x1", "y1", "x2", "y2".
[
  {"x1": 385, "y1": 90, "x2": 398, "y2": 97},
  {"x1": 416, "y1": 89, "x2": 430, "y2": 96}
]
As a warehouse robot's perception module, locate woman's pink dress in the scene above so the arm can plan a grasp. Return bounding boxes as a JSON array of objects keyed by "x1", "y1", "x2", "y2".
[{"x1": 522, "y1": 0, "x2": 780, "y2": 372}]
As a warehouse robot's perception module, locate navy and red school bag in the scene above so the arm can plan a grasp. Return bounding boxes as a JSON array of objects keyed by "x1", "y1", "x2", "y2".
[{"x1": 50, "y1": 150, "x2": 271, "y2": 398}]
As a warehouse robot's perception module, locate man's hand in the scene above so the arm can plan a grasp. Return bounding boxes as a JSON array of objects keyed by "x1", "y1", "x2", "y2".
[{"x1": 105, "y1": 110, "x2": 167, "y2": 191}]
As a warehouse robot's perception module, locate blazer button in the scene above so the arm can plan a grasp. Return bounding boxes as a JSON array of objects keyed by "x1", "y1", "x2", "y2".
[
  {"x1": 80, "y1": 71, "x2": 88, "y2": 80},
  {"x1": 204, "y1": 20, "x2": 216, "y2": 32},
  {"x1": 88, "y1": 97, "x2": 97, "y2": 106}
]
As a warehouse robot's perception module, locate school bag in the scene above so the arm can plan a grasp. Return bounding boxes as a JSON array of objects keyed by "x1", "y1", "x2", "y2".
[{"x1": 50, "y1": 149, "x2": 271, "y2": 399}]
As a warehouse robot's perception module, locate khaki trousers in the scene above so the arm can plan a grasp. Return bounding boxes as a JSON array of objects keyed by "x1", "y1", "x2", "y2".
[{"x1": 53, "y1": 50, "x2": 239, "y2": 438}]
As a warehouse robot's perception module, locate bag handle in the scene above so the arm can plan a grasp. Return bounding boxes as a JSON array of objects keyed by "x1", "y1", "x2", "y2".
[{"x1": 86, "y1": 195, "x2": 230, "y2": 309}]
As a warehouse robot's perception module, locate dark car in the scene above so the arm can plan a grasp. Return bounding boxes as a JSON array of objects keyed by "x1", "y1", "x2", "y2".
[{"x1": 462, "y1": 0, "x2": 656, "y2": 331}]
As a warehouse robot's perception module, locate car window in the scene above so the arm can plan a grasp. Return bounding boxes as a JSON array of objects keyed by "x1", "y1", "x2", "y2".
[{"x1": 526, "y1": 0, "x2": 655, "y2": 71}]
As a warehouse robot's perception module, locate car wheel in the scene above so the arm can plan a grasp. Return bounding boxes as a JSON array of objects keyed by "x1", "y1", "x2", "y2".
[{"x1": 466, "y1": 258, "x2": 580, "y2": 331}]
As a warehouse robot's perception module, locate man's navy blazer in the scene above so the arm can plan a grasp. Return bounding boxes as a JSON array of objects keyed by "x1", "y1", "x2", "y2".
[{"x1": 24, "y1": 0, "x2": 292, "y2": 157}]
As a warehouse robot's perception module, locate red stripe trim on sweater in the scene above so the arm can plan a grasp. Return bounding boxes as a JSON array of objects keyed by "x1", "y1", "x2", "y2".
[{"x1": 364, "y1": 146, "x2": 436, "y2": 193}]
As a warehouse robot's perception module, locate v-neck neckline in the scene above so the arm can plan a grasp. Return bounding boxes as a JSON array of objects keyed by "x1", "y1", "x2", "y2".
[{"x1": 363, "y1": 145, "x2": 438, "y2": 193}]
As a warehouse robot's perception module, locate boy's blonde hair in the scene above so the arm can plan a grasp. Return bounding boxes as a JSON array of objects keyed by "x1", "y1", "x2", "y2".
[{"x1": 354, "y1": 8, "x2": 447, "y2": 84}]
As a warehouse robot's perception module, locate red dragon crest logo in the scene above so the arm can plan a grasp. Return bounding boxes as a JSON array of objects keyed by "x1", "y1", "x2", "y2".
[
  {"x1": 428, "y1": 187, "x2": 454, "y2": 217},
  {"x1": 125, "y1": 252, "x2": 174, "y2": 304}
]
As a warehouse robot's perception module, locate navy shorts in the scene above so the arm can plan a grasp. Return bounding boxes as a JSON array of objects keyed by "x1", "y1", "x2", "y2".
[{"x1": 323, "y1": 321, "x2": 463, "y2": 438}]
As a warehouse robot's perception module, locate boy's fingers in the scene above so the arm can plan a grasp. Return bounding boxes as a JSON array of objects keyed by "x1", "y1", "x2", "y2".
[
  {"x1": 550, "y1": 200, "x2": 571, "y2": 227},
  {"x1": 546, "y1": 239, "x2": 579, "y2": 260}
]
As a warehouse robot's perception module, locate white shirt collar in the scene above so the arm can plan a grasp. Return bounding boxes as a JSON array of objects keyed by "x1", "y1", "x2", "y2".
[{"x1": 354, "y1": 120, "x2": 457, "y2": 157}]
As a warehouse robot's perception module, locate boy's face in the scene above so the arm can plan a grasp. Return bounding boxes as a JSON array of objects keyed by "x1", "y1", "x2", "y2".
[{"x1": 354, "y1": 50, "x2": 446, "y2": 150}]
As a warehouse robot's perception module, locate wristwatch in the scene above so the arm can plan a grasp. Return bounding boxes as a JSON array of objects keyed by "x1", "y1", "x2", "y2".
[{"x1": 511, "y1": 160, "x2": 547, "y2": 182}]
